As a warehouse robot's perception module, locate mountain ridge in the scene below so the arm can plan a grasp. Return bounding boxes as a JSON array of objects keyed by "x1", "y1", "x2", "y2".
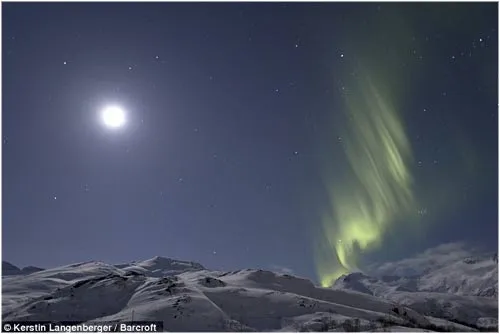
[{"x1": 2, "y1": 249, "x2": 498, "y2": 332}]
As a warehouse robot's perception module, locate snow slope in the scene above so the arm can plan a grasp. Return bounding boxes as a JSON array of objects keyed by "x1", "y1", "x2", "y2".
[
  {"x1": 331, "y1": 244, "x2": 498, "y2": 330},
  {"x1": 3, "y1": 255, "x2": 498, "y2": 332},
  {"x1": 358, "y1": 243, "x2": 498, "y2": 298}
]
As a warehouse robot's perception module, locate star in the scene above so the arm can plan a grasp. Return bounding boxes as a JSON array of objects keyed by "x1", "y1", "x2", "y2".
[{"x1": 417, "y1": 208, "x2": 428, "y2": 216}]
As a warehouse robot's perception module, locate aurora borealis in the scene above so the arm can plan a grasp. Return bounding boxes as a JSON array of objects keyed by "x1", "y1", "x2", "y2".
[
  {"x1": 314, "y1": 4, "x2": 497, "y2": 286},
  {"x1": 316, "y1": 71, "x2": 417, "y2": 287},
  {"x1": 313, "y1": 6, "x2": 422, "y2": 287}
]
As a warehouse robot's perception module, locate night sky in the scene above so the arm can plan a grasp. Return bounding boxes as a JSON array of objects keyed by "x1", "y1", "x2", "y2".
[{"x1": 3, "y1": 3, "x2": 498, "y2": 284}]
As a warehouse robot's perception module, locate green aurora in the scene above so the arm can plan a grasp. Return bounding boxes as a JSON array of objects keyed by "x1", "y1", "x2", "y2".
[
  {"x1": 313, "y1": 5, "x2": 488, "y2": 287},
  {"x1": 315, "y1": 72, "x2": 417, "y2": 287}
]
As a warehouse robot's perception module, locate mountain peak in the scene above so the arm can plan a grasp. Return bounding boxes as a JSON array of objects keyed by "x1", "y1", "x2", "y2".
[
  {"x1": 2, "y1": 261, "x2": 44, "y2": 276},
  {"x1": 2, "y1": 261, "x2": 21, "y2": 276},
  {"x1": 117, "y1": 256, "x2": 205, "y2": 277}
]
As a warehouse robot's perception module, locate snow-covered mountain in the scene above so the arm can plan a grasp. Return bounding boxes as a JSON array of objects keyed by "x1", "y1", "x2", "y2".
[
  {"x1": 2, "y1": 261, "x2": 44, "y2": 276},
  {"x1": 114, "y1": 256, "x2": 205, "y2": 277},
  {"x1": 331, "y1": 243, "x2": 498, "y2": 330},
  {"x1": 352, "y1": 243, "x2": 498, "y2": 298},
  {"x1": 2, "y1": 252, "x2": 498, "y2": 332}
]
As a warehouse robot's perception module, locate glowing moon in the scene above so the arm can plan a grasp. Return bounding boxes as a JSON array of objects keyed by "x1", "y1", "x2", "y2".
[{"x1": 101, "y1": 106, "x2": 126, "y2": 129}]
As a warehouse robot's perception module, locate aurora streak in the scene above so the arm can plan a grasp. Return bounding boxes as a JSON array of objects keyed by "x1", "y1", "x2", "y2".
[{"x1": 316, "y1": 74, "x2": 417, "y2": 288}]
